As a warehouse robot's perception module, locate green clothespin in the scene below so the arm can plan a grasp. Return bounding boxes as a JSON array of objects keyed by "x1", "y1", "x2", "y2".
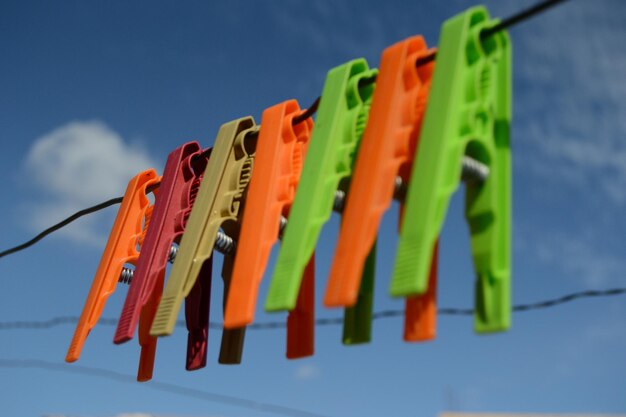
[
  {"x1": 265, "y1": 59, "x2": 378, "y2": 343},
  {"x1": 391, "y1": 6, "x2": 512, "y2": 333},
  {"x1": 342, "y1": 242, "x2": 376, "y2": 344}
]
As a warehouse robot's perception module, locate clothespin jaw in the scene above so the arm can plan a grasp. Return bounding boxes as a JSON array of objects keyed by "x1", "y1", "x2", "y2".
[
  {"x1": 224, "y1": 100, "x2": 313, "y2": 329},
  {"x1": 113, "y1": 141, "x2": 209, "y2": 381},
  {"x1": 322, "y1": 36, "x2": 438, "y2": 343},
  {"x1": 265, "y1": 59, "x2": 378, "y2": 313},
  {"x1": 151, "y1": 117, "x2": 258, "y2": 365},
  {"x1": 325, "y1": 36, "x2": 435, "y2": 309},
  {"x1": 342, "y1": 242, "x2": 375, "y2": 344},
  {"x1": 221, "y1": 100, "x2": 315, "y2": 359},
  {"x1": 286, "y1": 257, "x2": 315, "y2": 358},
  {"x1": 66, "y1": 169, "x2": 159, "y2": 363},
  {"x1": 404, "y1": 243, "x2": 438, "y2": 342},
  {"x1": 391, "y1": 6, "x2": 512, "y2": 333},
  {"x1": 218, "y1": 253, "x2": 246, "y2": 364},
  {"x1": 184, "y1": 256, "x2": 213, "y2": 370}
]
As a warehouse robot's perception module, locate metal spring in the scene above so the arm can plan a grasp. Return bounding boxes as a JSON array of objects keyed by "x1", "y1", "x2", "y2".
[
  {"x1": 330, "y1": 156, "x2": 488, "y2": 211},
  {"x1": 278, "y1": 216, "x2": 288, "y2": 239},
  {"x1": 393, "y1": 176, "x2": 407, "y2": 202},
  {"x1": 119, "y1": 267, "x2": 133, "y2": 284},
  {"x1": 118, "y1": 244, "x2": 180, "y2": 285},
  {"x1": 118, "y1": 156, "x2": 489, "y2": 284},
  {"x1": 333, "y1": 189, "x2": 347, "y2": 213},
  {"x1": 274, "y1": 157, "x2": 488, "y2": 238},
  {"x1": 461, "y1": 155, "x2": 490, "y2": 184},
  {"x1": 168, "y1": 244, "x2": 179, "y2": 262},
  {"x1": 214, "y1": 231, "x2": 236, "y2": 255}
]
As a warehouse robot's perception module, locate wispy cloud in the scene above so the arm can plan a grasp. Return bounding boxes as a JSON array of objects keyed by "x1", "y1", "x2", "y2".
[
  {"x1": 521, "y1": 227, "x2": 626, "y2": 288},
  {"x1": 265, "y1": 1, "x2": 405, "y2": 99},
  {"x1": 44, "y1": 414, "x2": 231, "y2": 417},
  {"x1": 294, "y1": 363, "x2": 321, "y2": 381},
  {"x1": 21, "y1": 120, "x2": 157, "y2": 246},
  {"x1": 516, "y1": 1, "x2": 626, "y2": 205},
  {"x1": 553, "y1": 302, "x2": 626, "y2": 378}
]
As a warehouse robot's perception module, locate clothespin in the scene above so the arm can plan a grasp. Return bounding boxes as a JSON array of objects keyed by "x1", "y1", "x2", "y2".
[
  {"x1": 66, "y1": 169, "x2": 160, "y2": 363},
  {"x1": 325, "y1": 36, "x2": 439, "y2": 342},
  {"x1": 265, "y1": 59, "x2": 378, "y2": 343},
  {"x1": 113, "y1": 142, "x2": 210, "y2": 381},
  {"x1": 223, "y1": 100, "x2": 315, "y2": 359},
  {"x1": 391, "y1": 6, "x2": 512, "y2": 333},
  {"x1": 151, "y1": 117, "x2": 258, "y2": 365}
]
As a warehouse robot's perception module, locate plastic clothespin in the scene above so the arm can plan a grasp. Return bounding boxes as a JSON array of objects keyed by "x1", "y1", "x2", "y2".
[
  {"x1": 66, "y1": 169, "x2": 160, "y2": 363},
  {"x1": 265, "y1": 59, "x2": 378, "y2": 340},
  {"x1": 151, "y1": 117, "x2": 258, "y2": 365},
  {"x1": 325, "y1": 36, "x2": 439, "y2": 342},
  {"x1": 223, "y1": 100, "x2": 315, "y2": 359},
  {"x1": 113, "y1": 142, "x2": 209, "y2": 381},
  {"x1": 391, "y1": 6, "x2": 512, "y2": 333}
]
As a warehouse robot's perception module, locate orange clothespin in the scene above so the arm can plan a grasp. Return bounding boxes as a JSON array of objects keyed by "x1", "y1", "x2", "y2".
[
  {"x1": 223, "y1": 100, "x2": 315, "y2": 359},
  {"x1": 324, "y1": 36, "x2": 438, "y2": 342},
  {"x1": 66, "y1": 169, "x2": 160, "y2": 363}
]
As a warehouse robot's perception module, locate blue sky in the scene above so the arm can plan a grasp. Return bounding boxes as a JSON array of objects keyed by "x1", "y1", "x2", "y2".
[{"x1": 0, "y1": 1, "x2": 625, "y2": 416}]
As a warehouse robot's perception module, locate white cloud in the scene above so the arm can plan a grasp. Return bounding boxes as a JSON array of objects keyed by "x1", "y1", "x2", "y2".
[
  {"x1": 22, "y1": 120, "x2": 158, "y2": 246},
  {"x1": 294, "y1": 364, "x2": 321, "y2": 381},
  {"x1": 109, "y1": 414, "x2": 155, "y2": 417},
  {"x1": 44, "y1": 414, "x2": 231, "y2": 417},
  {"x1": 529, "y1": 230, "x2": 626, "y2": 288},
  {"x1": 516, "y1": 1, "x2": 626, "y2": 205},
  {"x1": 552, "y1": 303, "x2": 626, "y2": 378}
]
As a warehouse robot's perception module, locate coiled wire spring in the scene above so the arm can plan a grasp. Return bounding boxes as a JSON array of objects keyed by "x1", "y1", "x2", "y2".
[{"x1": 119, "y1": 157, "x2": 488, "y2": 284}]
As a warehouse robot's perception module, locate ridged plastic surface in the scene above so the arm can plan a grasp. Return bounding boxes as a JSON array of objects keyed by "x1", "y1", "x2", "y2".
[
  {"x1": 223, "y1": 100, "x2": 315, "y2": 359},
  {"x1": 265, "y1": 59, "x2": 378, "y2": 312},
  {"x1": 322, "y1": 36, "x2": 440, "y2": 343},
  {"x1": 114, "y1": 142, "x2": 209, "y2": 381},
  {"x1": 151, "y1": 117, "x2": 258, "y2": 364},
  {"x1": 326, "y1": 37, "x2": 435, "y2": 307},
  {"x1": 224, "y1": 101, "x2": 313, "y2": 328},
  {"x1": 391, "y1": 6, "x2": 512, "y2": 333},
  {"x1": 66, "y1": 169, "x2": 160, "y2": 364}
]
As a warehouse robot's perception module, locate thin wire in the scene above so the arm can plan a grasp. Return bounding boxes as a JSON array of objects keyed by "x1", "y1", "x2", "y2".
[
  {"x1": 0, "y1": 196, "x2": 123, "y2": 259},
  {"x1": 399, "y1": 0, "x2": 571, "y2": 67},
  {"x1": 2, "y1": 288, "x2": 624, "y2": 331},
  {"x1": 0, "y1": 182, "x2": 161, "y2": 260},
  {"x1": 0, "y1": 358, "x2": 332, "y2": 417},
  {"x1": 481, "y1": 0, "x2": 569, "y2": 39},
  {"x1": 0, "y1": 0, "x2": 572, "y2": 258},
  {"x1": 291, "y1": 0, "x2": 572, "y2": 125},
  {"x1": 291, "y1": 97, "x2": 321, "y2": 125}
]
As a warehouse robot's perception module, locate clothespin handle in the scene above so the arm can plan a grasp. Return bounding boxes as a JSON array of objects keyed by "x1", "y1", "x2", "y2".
[{"x1": 66, "y1": 169, "x2": 159, "y2": 363}]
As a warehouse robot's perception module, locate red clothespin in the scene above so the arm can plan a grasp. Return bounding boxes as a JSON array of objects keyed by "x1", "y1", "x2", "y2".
[
  {"x1": 324, "y1": 36, "x2": 438, "y2": 342},
  {"x1": 223, "y1": 100, "x2": 315, "y2": 359},
  {"x1": 66, "y1": 169, "x2": 160, "y2": 363},
  {"x1": 183, "y1": 249, "x2": 214, "y2": 371},
  {"x1": 113, "y1": 142, "x2": 209, "y2": 381}
]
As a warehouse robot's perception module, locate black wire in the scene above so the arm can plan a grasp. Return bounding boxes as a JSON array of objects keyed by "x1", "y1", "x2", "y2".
[
  {"x1": 0, "y1": 0, "x2": 573, "y2": 257},
  {"x1": 481, "y1": 0, "x2": 570, "y2": 39},
  {"x1": 0, "y1": 182, "x2": 162, "y2": 260},
  {"x1": 511, "y1": 288, "x2": 626, "y2": 311},
  {"x1": 414, "y1": 51, "x2": 437, "y2": 68},
  {"x1": 0, "y1": 196, "x2": 124, "y2": 259},
  {"x1": 290, "y1": 0, "x2": 571, "y2": 125},
  {"x1": 2, "y1": 288, "x2": 624, "y2": 331},
  {"x1": 291, "y1": 97, "x2": 321, "y2": 125},
  {"x1": 0, "y1": 359, "x2": 333, "y2": 417},
  {"x1": 415, "y1": 0, "x2": 571, "y2": 66}
]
